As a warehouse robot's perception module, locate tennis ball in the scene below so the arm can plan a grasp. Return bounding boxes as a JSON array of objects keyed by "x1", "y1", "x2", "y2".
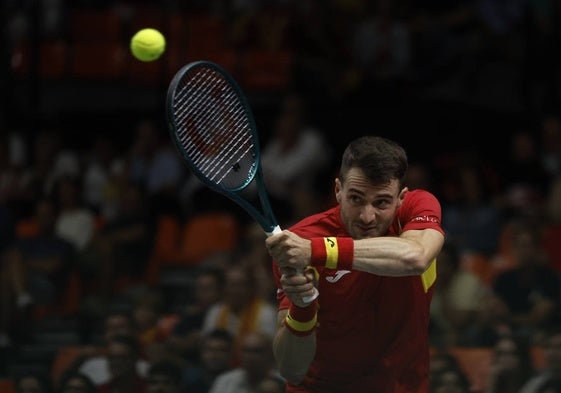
[{"x1": 130, "y1": 28, "x2": 166, "y2": 62}]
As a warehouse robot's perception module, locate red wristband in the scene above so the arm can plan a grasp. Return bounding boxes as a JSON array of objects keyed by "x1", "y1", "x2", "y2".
[
  {"x1": 310, "y1": 238, "x2": 327, "y2": 267},
  {"x1": 284, "y1": 300, "x2": 318, "y2": 337},
  {"x1": 310, "y1": 237, "x2": 354, "y2": 270},
  {"x1": 337, "y1": 237, "x2": 354, "y2": 270}
]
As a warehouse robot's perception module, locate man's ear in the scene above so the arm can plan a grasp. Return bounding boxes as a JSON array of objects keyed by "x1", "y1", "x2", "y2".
[
  {"x1": 335, "y1": 178, "x2": 342, "y2": 204},
  {"x1": 397, "y1": 187, "x2": 408, "y2": 207}
]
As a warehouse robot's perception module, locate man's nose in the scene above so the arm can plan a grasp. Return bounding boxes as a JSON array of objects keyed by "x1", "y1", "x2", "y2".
[{"x1": 359, "y1": 205, "x2": 376, "y2": 223}]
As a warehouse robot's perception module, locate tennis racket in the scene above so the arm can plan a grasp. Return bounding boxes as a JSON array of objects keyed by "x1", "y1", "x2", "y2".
[{"x1": 166, "y1": 60, "x2": 318, "y2": 303}]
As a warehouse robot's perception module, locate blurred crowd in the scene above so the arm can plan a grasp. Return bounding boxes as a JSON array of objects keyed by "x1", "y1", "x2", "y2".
[{"x1": 1, "y1": 0, "x2": 561, "y2": 393}]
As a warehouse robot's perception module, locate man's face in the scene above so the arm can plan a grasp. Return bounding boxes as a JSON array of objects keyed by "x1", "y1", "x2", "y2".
[
  {"x1": 201, "y1": 337, "x2": 232, "y2": 373},
  {"x1": 104, "y1": 315, "x2": 132, "y2": 342},
  {"x1": 107, "y1": 342, "x2": 136, "y2": 378},
  {"x1": 336, "y1": 167, "x2": 405, "y2": 239},
  {"x1": 240, "y1": 333, "x2": 272, "y2": 379},
  {"x1": 195, "y1": 274, "x2": 221, "y2": 308},
  {"x1": 224, "y1": 269, "x2": 252, "y2": 310},
  {"x1": 147, "y1": 374, "x2": 179, "y2": 393}
]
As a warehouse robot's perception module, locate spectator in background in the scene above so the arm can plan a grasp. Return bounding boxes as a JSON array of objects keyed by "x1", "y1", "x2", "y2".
[
  {"x1": 519, "y1": 326, "x2": 561, "y2": 393},
  {"x1": 238, "y1": 222, "x2": 278, "y2": 303},
  {"x1": 167, "y1": 266, "x2": 224, "y2": 366},
  {"x1": 484, "y1": 334, "x2": 535, "y2": 393},
  {"x1": 20, "y1": 129, "x2": 81, "y2": 213},
  {"x1": 132, "y1": 289, "x2": 167, "y2": 353},
  {"x1": 82, "y1": 134, "x2": 123, "y2": 219},
  {"x1": 84, "y1": 181, "x2": 155, "y2": 297},
  {"x1": 260, "y1": 92, "x2": 331, "y2": 225},
  {"x1": 491, "y1": 219, "x2": 561, "y2": 341},
  {"x1": 126, "y1": 118, "x2": 185, "y2": 217},
  {"x1": 97, "y1": 333, "x2": 148, "y2": 393},
  {"x1": 498, "y1": 131, "x2": 551, "y2": 219},
  {"x1": 18, "y1": 130, "x2": 62, "y2": 214},
  {"x1": 15, "y1": 372, "x2": 54, "y2": 393},
  {"x1": 200, "y1": 263, "x2": 277, "y2": 365},
  {"x1": 441, "y1": 160, "x2": 503, "y2": 257},
  {"x1": 430, "y1": 366, "x2": 471, "y2": 393},
  {"x1": 430, "y1": 351, "x2": 464, "y2": 383},
  {"x1": 57, "y1": 371, "x2": 96, "y2": 393},
  {"x1": 146, "y1": 360, "x2": 183, "y2": 393},
  {"x1": 53, "y1": 176, "x2": 96, "y2": 253},
  {"x1": 429, "y1": 243, "x2": 487, "y2": 347},
  {"x1": 183, "y1": 328, "x2": 234, "y2": 393},
  {"x1": 257, "y1": 377, "x2": 286, "y2": 393},
  {"x1": 208, "y1": 331, "x2": 281, "y2": 393},
  {"x1": 461, "y1": 289, "x2": 516, "y2": 348},
  {"x1": 79, "y1": 310, "x2": 149, "y2": 386},
  {"x1": 0, "y1": 196, "x2": 75, "y2": 345}
]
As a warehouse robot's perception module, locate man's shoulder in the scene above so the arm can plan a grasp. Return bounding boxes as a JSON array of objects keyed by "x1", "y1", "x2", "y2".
[
  {"x1": 214, "y1": 368, "x2": 246, "y2": 383},
  {"x1": 404, "y1": 189, "x2": 440, "y2": 203},
  {"x1": 80, "y1": 355, "x2": 106, "y2": 368},
  {"x1": 396, "y1": 189, "x2": 443, "y2": 234}
]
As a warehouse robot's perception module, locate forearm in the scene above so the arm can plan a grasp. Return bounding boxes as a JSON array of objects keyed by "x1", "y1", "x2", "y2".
[
  {"x1": 273, "y1": 322, "x2": 316, "y2": 384},
  {"x1": 352, "y1": 236, "x2": 428, "y2": 276},
  {"x1": 267, "y1": 228, "x2": 444, "y2": 279},
  {"x1": 312, "y1": 229, "x2": 443, "y2": 277}
]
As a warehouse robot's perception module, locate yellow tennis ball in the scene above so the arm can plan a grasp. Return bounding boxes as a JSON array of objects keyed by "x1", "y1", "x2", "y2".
[{"x1": 130, "y1": 28, "x2": 166, "y2": 62}]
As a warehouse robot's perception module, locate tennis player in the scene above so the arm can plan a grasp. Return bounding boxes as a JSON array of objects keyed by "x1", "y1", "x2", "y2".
[{"x1": 265, "y1": 136, "x2": 445, "y2": 393}]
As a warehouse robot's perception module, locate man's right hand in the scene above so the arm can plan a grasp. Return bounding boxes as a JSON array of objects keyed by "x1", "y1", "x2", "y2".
[{"x1": 279, "y1": 267, "x2": 318, "y2": 308}]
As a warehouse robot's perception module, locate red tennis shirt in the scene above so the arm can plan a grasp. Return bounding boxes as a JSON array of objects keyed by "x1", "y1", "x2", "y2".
[{"x1": 273, "y1": 189, "x2": 444, "y2": 393}]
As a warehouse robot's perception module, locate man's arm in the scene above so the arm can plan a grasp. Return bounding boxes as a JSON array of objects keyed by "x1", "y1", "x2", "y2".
[
  {"x1": 352, "y1": 229, "x2": 444, "y2": 275},
  {"x1": 266, "y1": 228, "x2": 444, "y2": 277},
  {"x1": 273, "y1": 308, "x2": 316, "y2": 385}
]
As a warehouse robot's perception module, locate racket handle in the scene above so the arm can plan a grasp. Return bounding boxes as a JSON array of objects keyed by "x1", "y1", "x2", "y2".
[{"x1": 268, "y1": 225, "x2": 319, "y2": 304}]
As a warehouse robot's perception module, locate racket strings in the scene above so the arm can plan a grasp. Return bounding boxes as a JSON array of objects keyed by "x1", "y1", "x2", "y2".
[
  {"x1": 173, "y1": 68, "x2": 257, "y2": 189},
  {"x1": 176, "y1": 72, "x2": 252, "y2": 181}
]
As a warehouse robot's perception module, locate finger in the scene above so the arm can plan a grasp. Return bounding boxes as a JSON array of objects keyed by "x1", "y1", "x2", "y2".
[
  {"x1": 305, "y1": 266, "x2": 319, "y2": 283},
  {"x1": 280, "y1": 266, "x2": 298, "y2": 276},
  {"x1": 280, "y1": 273, "x2": 309, "y2": 286},
  {"x1": 282, "y1": 281, "x2": 315, "y2": 294}
]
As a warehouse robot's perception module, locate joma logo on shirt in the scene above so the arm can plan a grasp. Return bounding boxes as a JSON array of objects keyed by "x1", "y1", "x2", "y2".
[{"x1": 326, "y1": 270, "x2": 351, "y2": 283}]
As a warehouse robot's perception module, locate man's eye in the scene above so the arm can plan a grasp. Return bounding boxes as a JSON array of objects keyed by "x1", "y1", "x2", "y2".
[
  {"x1": 375, "y1": 200, "x2": 391, "y2": 208},
  {"x1": 350, "y1": 195, "x2": 362, "y2": 204}
]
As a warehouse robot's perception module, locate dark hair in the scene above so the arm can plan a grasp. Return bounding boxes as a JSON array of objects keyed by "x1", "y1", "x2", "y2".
[
  {"x1": 15, "y1": 372, "x2": 54, "y2": 393},
  {"x1": 429, "y1": 367, "x2": 471, "y2": 393},
  {"x1": 148, "y1": 360, "x2": 183, "y2": 385},
  {"x1": 486, "y1": 334, "x2": 535, "y2": 393},
  {"x1": 204, "y1": 328, "x2": 234, "y2": 344},
  {"x1": 58, "y1": 371, "x2": 96, "y2": 393},
  {"x1": 339, "y1": 136, "x2": 408, "y2": 188},
  {"x1": 197, "y1": 266, "x2": 225, "y2": 288},
  {"x1": 108, "y1": 333, "x2": 140, "y2": 356},
  {"x1": 104, "y1": 308, "x2": 133, "y2": 323}
]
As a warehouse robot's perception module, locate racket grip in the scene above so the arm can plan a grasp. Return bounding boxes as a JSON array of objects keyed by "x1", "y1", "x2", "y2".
[
  {"x1": 268, "y1": 225, "x2": 319, "y2": 304},
  {"x1": 301, "y1": 285, "x2": 319, "y2": 304}
]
